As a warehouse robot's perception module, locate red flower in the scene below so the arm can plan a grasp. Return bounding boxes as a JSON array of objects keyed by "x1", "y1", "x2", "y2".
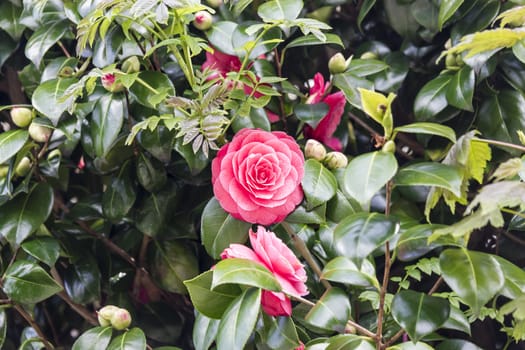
[
  {"x1": 221, "y1": 226, "x2": 308, "y2": 316},
  {"x1": 303, "y1": 73, "x2": 346, "y2": 151},
  {"x1": 211, "y1": 128, "x2": 304, "y2": 225}
]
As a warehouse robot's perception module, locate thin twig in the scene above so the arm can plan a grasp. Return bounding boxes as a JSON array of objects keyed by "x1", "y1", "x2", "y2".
[
  {"x1": 473, "y1": 137, "x2": 525, "y2": 153},
  {"x1": 428, "y1": 276, "x2": 444, "y2": 295},
  {"x1": 57, "y1": 41, "x2": 71, "y2": 58},
  {"x1": 376, "y1": 241, "x2": 391, "y2": 349},
  {"x1": 13, "y1": 304, "x2": 54, "y2": 350}
]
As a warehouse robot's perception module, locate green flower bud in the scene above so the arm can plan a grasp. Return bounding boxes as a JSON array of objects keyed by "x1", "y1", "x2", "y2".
[
  {"x1": 382, "y1": 140, "x2": 396, "y2": 153},
  {"x1": 324, "y1": 151, "x2": 348, "y2": 169},
  {"x1": 0, "y1": 165, "x2": 9, "y2": 179},
  {"x1": 206, "y1": 0, "x2": 222, "y2": 8},
  {"x1": 193, "y1": 11, "x2": 213, "y2": 31},
  {"x1": 328, "y1": 53, "x2": 347, "y2": 74},
  {"x1": 15, "y1": 157, "x2": 32, "y2": 177},
  {"x1": 28, "y1": 122, "x2": 52, "y2": 143},
  {"x1": 97, "y1": 305, "x2": 119, "y2": 327},
  {"x1": 360, "y1": 51, "x2": 378, "y2": 60},
  {"x1": 305, "y1": 139, "x2": 327, "y2": 161},
  {"x1": 10, "y1": 107, "x2": 34, "y2": 128},
  {"x1": 110, "y1": 308, "x2": 132, "y2": 330},
  {"x1": 122, "y1": 56, "x2": 141, "y2": 73},
  {"x1": 445, "y1": 53, "x2": 457, "y2": 69},
  {"x1": 101, "y1": 73, "x2": 125, "y2": 93},
  {"x1": 59, "y1": 66, "x2": 75, "y2": 77}
]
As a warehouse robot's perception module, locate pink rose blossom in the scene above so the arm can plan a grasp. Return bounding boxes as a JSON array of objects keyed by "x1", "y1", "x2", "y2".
[
  {"x1": 303, "y1": 73, "x2": 346, "y2": 151},
  {"x1": 211, "y1": 128, "x2": 304, "y2": 225},
  {"x1": 221, "y1": 226, "x2": 308, "y2": 316}
]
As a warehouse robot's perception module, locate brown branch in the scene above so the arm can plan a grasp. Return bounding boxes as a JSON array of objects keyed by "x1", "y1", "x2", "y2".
[
  {"x1": 376, "y1": 241, "x2": 391, "y2": 349},
  {"x1": 13, "y1": 304, "x2": 54, "y2": 350}
]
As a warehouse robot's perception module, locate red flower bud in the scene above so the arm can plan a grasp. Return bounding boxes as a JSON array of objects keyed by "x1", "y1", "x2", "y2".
[
  {"x1": 101, "y1": 73, "x2": 124, "y2": 93},
  {"x1": 193, "y1": 11, "x2": 213, "y2": 30}
]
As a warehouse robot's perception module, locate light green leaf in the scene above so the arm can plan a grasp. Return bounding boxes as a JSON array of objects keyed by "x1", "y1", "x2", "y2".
[
  {"x1": 0, "y1": 129, "x2": 28, "y2": 165},
  {"x1": 395, "y1": 163, "x2": 463, "y2": 197},
  {"x1": 284, "y1": 33, "x2": 343, "y2": 50},
  {"x1": 0, "y1": 309, "x2": 5, "y2": 349},
  {"x1": 32, "y1": 77, "x2": 78, "y2": 125},
  {"x1": 393, "y1": 122, "x2": 456, "y2": 143},
  {"x1": 258, "y1": 0, "x2": 303, "y2": 22},
  {"x1": 212, "y1": 258, "x2": 281, "y2": 291},
  {"x1": 193, "y1": 312, "x2": 220, "y2": 350},
  {"x1": 305, "y1": 287, "x2": 351, "y2": 333},
  {"x1": 107, "y1": 328, "x2": 146, "y2": 350},
  {"x1": 302, "y1": 159, "x2": 337, "y2": 210},
  {"x1": 21, "y1": 237, "x2": 61, "y2": 267},
  {"x1": 438, "y1": 0, "x2": 464, "y2": 30},
  {"x1": 25, "y1": 20, "x2": 69, "y2": 67},
  {"x1": 321, "y1": 257, "x2": 379, "y2": 289},
  {"x1": 358, "y1": 88, "x2": 389, "y2": 125},
  {"x1": 72, "y1": 327, "x2": 112, "y2": 350},
  {"x1": 206, "y1": 21, "x2": 237, "y2": 55}
]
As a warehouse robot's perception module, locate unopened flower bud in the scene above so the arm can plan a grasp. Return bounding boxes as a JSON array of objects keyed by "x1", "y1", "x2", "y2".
[
  {"x1": 97, "y1": 305, "x2": 119, "y2": 327},
  {"x1": 206, "y1": 0, "x2": 222, "y2": 7},
  {"x1": 122, "y1": 56, "x2": 141, "y2": 73},
  {"x1": 328, "y1": 53, "x2": 347, "y2": 74},
  {"x1": 324, "y1": 151, "x2": 348, "y2": 169},
  {"x1": 0, "y1": 165, "x2": 8, "y2": 179},
  {"x1": 28, "y1": 122, "x2": 52, "y2": 143},
  {"x1": 382, "y1": 140, "x2": 396, "y2": 153},
  {"x1": 345, "y1": 323, "x2": 357, "y2": 334},
  {"x1": 10, "y1": 107, "x2": 34, "y2": 128},
  {"x1": 193, "y1": 11, "x2": 213, "y2": 31},
  {"x1": 360, "y1": 51, "x2": 378, "y2": 60},
  {"x1": 101, "y1": 73, "x2": 124, "y2": 93},
  {"x1": 15, "y1": 157, "x2": 32, "y2": 177},
  {"x1": 59, "y1": 66, "x2": 75, "y2": 77},
  {"x1": 305, "y1": 139, "x2": 327, "y2": 161},
  {"x1": 110, "y1": 308, "x2": 132, "y2": 330}
]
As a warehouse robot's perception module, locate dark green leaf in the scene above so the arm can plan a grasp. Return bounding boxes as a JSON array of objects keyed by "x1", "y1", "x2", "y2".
[
  {"x1": 135, "y1": 184, "x2": 178, "y2": 237},
  {"x1": 411, "y1": 0, "x2": 439, "y2": 32},
  {"x1": 3, "y1": 261, "x2": 62, "y2": 303},
  {"x1": 90, "y1": 93, "x2": 126, "y2": 158},
  {"x1": 394, "y1": 122, "x2": 456, "y2": 143},
  {"x1": 212, "y1": 258, "x2": 281, "y2": 291},
  {"x1": 193, "y1": 312, "x2": 220, "y2": 350},
  {"x1": 446, "y1": 66, "x2": 475, "y2": 111},
  {"x1": 321, "y1": 257, "x2": 379, "y2": 289},
  {"x1": 285, "y1": 202, "x2": 326, "y2": 224},
  {"x1": 25, "y1": 20, "x2": 69, "y2": 67},
  {"x1": 333, "y1": 72, "x2": 374, "y2": 109},
  {"x1": 439, "y1": 0, "x2": 464, "y2": 30},
  {"x1": 136, "y1": 153, "x2": 167, "y2": 192},
  {"x1": 232, "y1": 107, "x2": 271, "y2": 132},
  {"x1": 0, "y1": 183, "x2": 53, "y2": 247},
  {"x1": 493, "y1": 255, "x2": 525, "y2": 299},
  {"x1": 102, "y1": 160, "x2": 136, "y2": 221},
  {"x1": 232, "y1": 23, "x2": 282, "y2": 58},
  {"x1": 326, "y1": 190, "x2": 360, "y2": 222},
  {"x1": 0, "y1": 30, "x2": 16, "y2": 68},
  {"x1": 62, "y1": 255, "x2": 101, "y2": 304},
  {"x1": 384, "y1": 0, "x2": 419, "y2": 38},
  {"x1": 346, "y1": 58, "x2": 389, "y2": 77},
  {"x1": 129, "y1": 71, "x2": 175, "y2": 108},
  {"x1": 201, "y1": 197, "x2": 251, "y2": 259},
  {"x1": 436, "y1": 339, "x2": 483, "y2": 350},
  {"x1": 72, "y1": 327, "x2": 112, "y2": 350},
  {"x1": 0, "y1": 1, "x2": 24, "y2": 40},
  {"x1": 392, "y1": 290, "x2": 450, "y2": 342},
  {"x1": 216, "y1": 288, "x2": 261, "y2": 349},
  {"x1": 294, "y1": 103, "x2": 329, "y2": 127},
  {"x1": 258, "y1": 314, "x2": 301, "y2": 350},
  {"x1": 138, "y1": 125, "x2": 175, "y2": 163},
  {"x1": 284, "y1": 33, "x2": 344, "y2": 50},
  {"x1": 21, "y1": 237, "x2": 61, "y2": 267},
  {"x1": 442, "y1": 305, "x2": 471, "y2": 335},
  {"x1": 107, "y1": 328, "x2": 146, "y2": 350},
  {"x1": 395, "y1": 163, "x2": 462, "y2": 197},
  {"x1": 302, "y1": 159, "x2": 337, "y2": 209},
  {"x1": 414, "y1": 74, "x2": 453, "y2": 121},
  {"x1": 0, "y1": 129, "x2": 28, "y2": 165},
  {"x1": 357, "y1": 0, "x2": 376, "y2": 31},
  {"x1": 396, "y1": 224, "x2": 445, "y2": 262},
  {"x1": 326, "y1": 334, "x2": 375, "y2": 350},
  {"x1": 92, "y1": 26, "x2": 124, "y2": 68},
  {"x1": 305, "y1": 287, "x2": 351, "y2": 333}
]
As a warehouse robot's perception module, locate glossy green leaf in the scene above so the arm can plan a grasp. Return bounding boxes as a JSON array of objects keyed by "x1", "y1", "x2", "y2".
[
  {"x1": 258, "y1": 0, "x2": 303, "y2": 22},
  {"x1": 446, "y1": 66, "x2": 474, "y2": 111},
  {"x1": 294, "y1": 103, "x2": 329, "y2": 126},
  {"x1": 232, "y1": 23, "x2": 282, "y2": 58},
  {"x1": 440, "y1": 248, "x2": 504, "y2": 314},
  {"x1": 395, "y1": 163, "x2": 462, "y2": 197},
  {"x1": 396, "y1": 224, "x2": 445, "y2": 262},
  {"x1": 0, "y1": 31, "x2": 16, "y2": 68},
  {"x1": 284, "y1": 33, "x2": 344, "y2": 49},
  {"x1": 232, "y1": 107, "x2": 271, "y2": 132},
  {"x1": 325, "y1": 334, "x2": 375, "y2": 350},
  {"x1": 72, "y1": 327, "x2": 112, "y2": 350},
  {"x1": 201, "y1": 197, "x2": 251, "y2": 259},
  {"x1": 62, "y1": 255, "x2": 101, "y2": 303},
  {"x1": 216, "y1": 288, "x2": 261, "y2": 350},
  {"x1": 90, "y1": 93, "x2": 126, "y2": 158},
  {"x1": 193, "y1": 312, "x2": 220, "y2": 350},
  {"x1": 436, "y1": 339, "x2": 483, "y2": 350},
  {"x1": 25, "y1": 20, "x2": 69, "y2": 67},
  {"x1": 32, "y1": 77, "x2": 77, "y2": 125},
  {"x1": 414, "y1": 74, "x2": 453, "y2": 121},
  {"x1": 0, "y1": 2, "x2": 24, "y2": 40},
  {"x1": 138, "y1": 125, "x2": 175, "y2": 163},
  {"x1": 332, "y1": 213, "x2": 398, "y2": 266},
  {"x1": 285, "y1": 202, "x2": 326, "y2": 224},
  {"x1": 184, "y1": 271, "x2": 242, "y2": 319},
  {"x1": 384, "y1": 0, "x2": 419, "y2": 38},
  {"x1": 258, "y1": 314, "x2": 301, "y2": 350},
  {"x1": 438, "y1": 0, "x2": 464, "y2": 30},
  {"x1": 152, "y1": 240, "x2": 199, "y2": 294},
  {"x1": 411, "y1": 0, "x2": 439, "y2": 32},
  {"x1": 387, "y1": 342, "x2": 434, "y2": 350},
  {"x1": 107, "y1": 328, "x2": 146, "y2": 350},
  {"x1": 0, "y1": 129, "x2": 28, "y2": 165},
  {"x1": 493, "y1": 255, "x2": 525, "y2": 299},
  {"x1": 512, "y1": 38, "x2": 525, "y2": 64},
  {"x1": 305, "y1": 287, "x2": 351, "y2": 332},
  {"x1": 333, "y1": 72, "x2": 374, "y2": 109},
  {"x1": 321, "y1": 257, "x2": 379, "y2": 289},
  {"x1": 135, "y1": 183, "x2": 178, "y2": 237},
  {"x1": 206, "y1": 21, "x2": 237, "y2": 55},
  {"x1": 357, "y1": 0, "x2": 376, "y2": 30},
  {"x1": 326, "y1": 190, "x2": 360, "y2": 222},
  {"x1": 136, "y1": 153, "x2": 167, "y2": 192},
  {"x1": 394, "y1": 122, "x2": 456, "y2": 143},
  {"x1": 3, "y1": 261, "x2": 62, "y2": 304},
  {"x1": 102, "y1": 160, "x2": 136, "y2": 221},
  {"x1": 21, "y1": 237, "x2": 61, "y2": 267},
  {"x1": 129, "y1": 71, "x2": 175, "y2": 108},
  {"x1": 0, "y1": 183, "x2": 53, "y2": 247},
  {"x1": 0, "y1": 309, "x2": 5, "y2": 349},
  {"x1": 343, "y1": 151, "x2": 398, "y2": 208},
  {"x1": 346, "y1": 59, "x2": 388, "y2": 77},
  {"x1": 392, "y1": 290, "x2": 450, "y2": 342},
  {"x1": 442, "y1": 305, "x2": 471, "y2": 335},
  {"x1": 212, "y1": 258, "x2": 281, "y2": 291},
  {"x1": 302, "y1": 159, "x2": 337, "y2": 209}
]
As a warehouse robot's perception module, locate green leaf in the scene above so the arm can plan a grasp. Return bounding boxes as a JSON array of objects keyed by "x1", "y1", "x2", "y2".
[
  {"x1": 216, "y1": 288, "x2": 261, "y2": 350},
  {"x1": 0, "y1": 183, "x2": 53, "y2": 247},
  {"x1": 184, "y1": 271, "x2": 242, "y2": 319},
  {"x1": 321, "y1": 257, "x2": 379, "y2": 289},
  {"x1": 138, "y1": 125, "x2": 175, "y2": 163},
  {"x1": 494, "y1": 255, "x2": 525, "y2": 299},
  {"x1": 394, "y1": 122, "x2": 456, "y2": 143},
  {"x1": 102, "y1": 160, "x2": 136, "y2": 221},
  {"x1": 0, "y1": 31, "x2": 16, "y2": 69},
  {"x1": 258, "y1": 0, "x2": 303, "y2": 22},
  {"x1": 135, "y1": 184, "x2": 178, "y2": 237},
  {"x1": 62, "y1": 255, "x2": 101, "y2": 304},
  {"x1": 342, "y1": 151, "x2": 398, "y2": 208},
  {"x1": 357, "y1": 0, "x2": 376, "y2": 31},
  {"x1": 411, "y1": 0, "x2": 439, "y2": 33},
  {"x1": 395, "y1": 163, "x2": 462, "y2": 197},
  {"x1": 0, "y1": 129, "x2": 28, "y2": 165},
  {"x1": 326, "y1": 334, "x2": 375, "y2": 350},
  {"x1": 326, "y1": 190, "x2": 361, "y2": 222},
  {"x1": 232, "y1": 107, "x2": 271, "y2": 132},
  {"x1": 258, "y1": 314, "x2": 300, "y2": 350},
  {"x1": 201, "y1": 197, "x2": 252, "y2": 258},
  {"x1": 332, "y1": 213, "x2": 398, "y2": 267},
  {"x1": 302, "y1": 159, "x2": 337, "y2": 209},
  {"x1": 438, "y1": 0, "x2": 464, "y2": 30},
  {"x1": 442, "y1": 305, "x2": 471, "y2": 335},
  {"x1": 21, "y1": 237, "x2": 61, "y2": 267},
  {"x1": 25, "y1": 20, "x2": 69, "y2": 67},
  {"x1": 305, "y1": 287, "x2": 351, "y2": 332},
  {"x1": 346, "y1": 59, "x2": 389, "y2": 77},
  {"x1": 396, "y1": 224, "x2": 445, "y2": 262},
  {"x1": 387, "y1": 342, "x2": 434, "y2": 350},
  {"x1": 294, "y1": 103, "x2": 329, "y2": 127},
  {"x1": 206, "y1": 21, "x2": 237, "y2": 56},
  {"x1": 90, "y1": 93, "x2": 126, "y2": 158},
  {"x1": 435, "y1": 339, "x2": 483, "y2": 350},
  {"x1": 333, "y1": 72, "x2": 374, "y2": 109},
  {"x1": 392, "y1": 290, "x2": 450, "y2": 342},
  {"x1": 0, "y1": 2, "x2": 24, "y2": 40},
  {"x1": 284, "y1": 33, "x2": 343, "y2": 50},
  {"x1": 384, "y1": 0, "x2": 420, "y2": 38},
  {"x1": 3, "y1": 261, "x2": 62, "y2": 304},
  {"x1": 0, "y1": 309, "x2": 5, "y2": 349},
  {"x1": 440, "y1": 248, "x2": 504, "y2": 314},
  {"x1": 358, "y1": 88, "x2": 389, "y2": 125},
  {"x1": 193, "y1": 312, "x2": 220, "y2": 350},
  {"x1": 72, "y1": 327, "x2": 112, "y2": 350},
  {"x1": 414, "y1": 74, "x2": 453, "y2": 121},
  {"x1": 232, "y1": 23, "x2": 282, "y2": 59},
  {"x1": 212, "y1": 258, "x2": 281, "y2": 291},
  {"x1": 512, "y1": 38, "x2": 525, "y2": 64},
  {"x1": 32, "y1": 77, "x2": 78, "y2": 125},
  {"x1": 152, "y1": 240, "x2": 199, "y2": 294},
  {"x1": 129, "y1": 71, "x2": 175, "y2": 108},
  {"x1": 107, "y1": 328, "x2": 146, "y2": 350},
  {"x1": 446, "y1": 66, "x2": 475, "y2": 111},
  {"x1": 136, "y1": 153, "x2": 167, "y2": 193}
]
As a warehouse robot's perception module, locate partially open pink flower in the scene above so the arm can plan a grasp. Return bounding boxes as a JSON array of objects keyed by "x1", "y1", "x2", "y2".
[
  {"x1": 221, "y1": 226, "x2": 308, "y2": 316},
  {"x1": 303, "y1": 73, "x2": 346, "y2": 151},
  {"x1": 212, "y1": 128, "x2": 304, "y2": 225}
]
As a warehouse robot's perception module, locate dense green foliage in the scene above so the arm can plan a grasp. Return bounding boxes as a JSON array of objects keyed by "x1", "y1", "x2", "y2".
[{"x1": 1, "y1": 0, "x2": 525, "y2": 349}]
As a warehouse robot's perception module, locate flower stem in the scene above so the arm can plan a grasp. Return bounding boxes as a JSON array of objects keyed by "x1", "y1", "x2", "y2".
[{"x1": 281, "y1": 221, "x2": 331, "y2": 290}]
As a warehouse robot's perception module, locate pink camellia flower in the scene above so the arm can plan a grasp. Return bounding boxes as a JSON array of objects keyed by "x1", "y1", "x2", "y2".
[
  {"x1": 211, "y1": 128, "x2": 304, "y2": 225},
  {"x1": 303, "y1": 73, "x2": 346, "y2": 151},
  {"x1": 221, "y1": 226, "x2": 308, "y2": 316},
  {"x1": 101, "y1": 73, "x2": 124, "y2": 93}
]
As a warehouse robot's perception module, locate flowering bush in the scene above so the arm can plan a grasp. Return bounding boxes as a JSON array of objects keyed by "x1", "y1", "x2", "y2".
[{"x1": 1, "y1": 0, "x2": 525, "y2": 349}]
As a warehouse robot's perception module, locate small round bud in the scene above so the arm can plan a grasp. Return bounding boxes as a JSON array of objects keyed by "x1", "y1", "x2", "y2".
[
  {"x1": 0, "y1": 165, "x2": 9, "y2": 179},
  {"x1": 193, "y1": 11, "x2": 213, "y2": 31},
  {"x1": 59, "y1": 66, "x2": 75, "y2": 77},
  {"x1": 324, "y1": 151, "x2": 348, "y2": 169},
  {"x1": 328, "y1": 53, "x2": 347, "y2": 74},
  {"x1": 97, "y1": 305, "x2": 119, "y2": 327},
  {"x1": 101, "y1": 73, "x2": 124, "y2": 93},
  {"x1": 444, "y1": 38, "x2": 452, "y2": 50},
  {"x1": 15, "y1": 157, "x2": 32, "y2": 177},
  {"x1": 110, "y1": 308, "x2": 132, "y2": 330},
  {"x1": 305, "y1": 139, "x2": 327, "y2": 161},
  {"x1": 206, "y1": 0, "x2": 222, "y2": 8},
  {"x1": 122, "y1": 56, "x2": 141, "y2": 74},
  {"x1": 345, "y1": 323, "x2": 357, "y2": 334},
  {"x1": 10, "y1": 107, "x2": 34, "y2": 128},
  {"x1": 382, "y1": 140, "x2": 396, "y2": 153},
  {"x1": 360, "y1": 51, "x2": 378, "y2": 60},
  {"x1": 28, "y1": 122, "x2": 52, "y2": 143},
  {"x1": 445, "y1": 53, "x2": 457, "y2": 69}
]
